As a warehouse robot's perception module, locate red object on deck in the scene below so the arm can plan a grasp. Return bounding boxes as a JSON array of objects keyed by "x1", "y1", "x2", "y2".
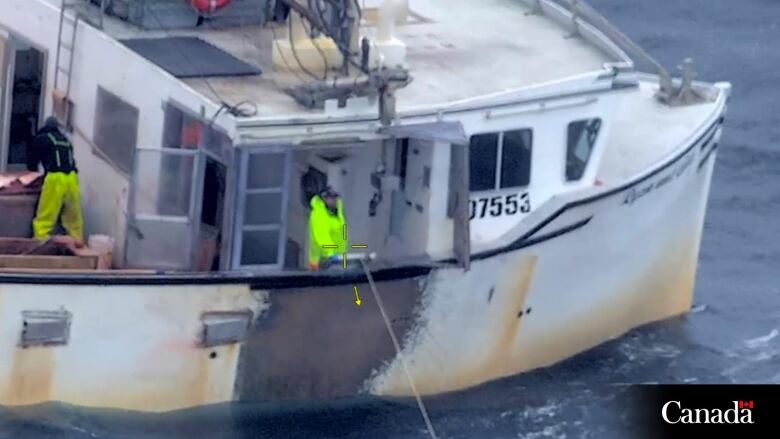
[{"x1": 189, "y1": 0, "x2": 232, "y2": 15}]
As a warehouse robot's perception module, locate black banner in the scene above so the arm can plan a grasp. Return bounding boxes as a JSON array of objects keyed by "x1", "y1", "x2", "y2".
[{"x1": 625, "y1": 385, "x2": 779, "y2": 438}]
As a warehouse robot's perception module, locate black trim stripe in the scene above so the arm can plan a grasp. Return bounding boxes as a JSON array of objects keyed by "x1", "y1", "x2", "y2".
[
  {"x1": 699, "y1": 142, "x2": 719, "y2": 170},
  {"x1": 471, "y1": 217, "x2": 593, "y2": 261},
  {"x1": 0, "y1": 265, "x2": 433, "y2": 289},
  {"x1": 0, "y1": 118, "x2": 723, "y2": 288}
]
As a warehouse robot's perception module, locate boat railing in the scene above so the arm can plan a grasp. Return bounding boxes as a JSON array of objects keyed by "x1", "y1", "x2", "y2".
[{"x1": 533, "y1": 0, "x2": 676, "y2": 101}]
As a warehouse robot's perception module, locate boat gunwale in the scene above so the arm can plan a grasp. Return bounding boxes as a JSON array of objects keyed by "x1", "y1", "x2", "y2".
[
  {"x1": 0, "y1": 87, "x2": 727, "y2": 289},
  {"x1": 235, "y1": 72, "x2": 636, "y2": 132}
]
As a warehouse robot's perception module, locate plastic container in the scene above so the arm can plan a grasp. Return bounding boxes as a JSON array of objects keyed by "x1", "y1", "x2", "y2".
[{"x1": 88, "y1": 234, "x2": 115, "y2": 269}]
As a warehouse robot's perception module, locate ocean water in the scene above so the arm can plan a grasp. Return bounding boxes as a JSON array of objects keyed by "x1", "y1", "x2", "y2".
[{"x1": 3, "y1": 0, "x2": 780, "y2": 437}]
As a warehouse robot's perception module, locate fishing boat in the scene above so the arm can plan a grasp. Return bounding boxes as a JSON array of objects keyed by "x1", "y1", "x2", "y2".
[{"x1": 0, "y1": 0, "x2": 729, "y2": 412}]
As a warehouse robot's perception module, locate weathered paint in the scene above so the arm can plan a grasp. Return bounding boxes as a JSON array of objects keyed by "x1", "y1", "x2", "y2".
[
  {"x1": 0, "y1": 122, "x2": 721, "y2": 411},
  {"x1": 0, "y1": 284, "x2": 266, "y2": 412},
  {"x1": 0, "y1": 147, "x2": 718, "y2": 410},
  {"x1": 5, "y1": 348, "x2": 56, "y2": 405},
  {"x1": 368, "y1": 120, "x2": 720, "y2": 397}
]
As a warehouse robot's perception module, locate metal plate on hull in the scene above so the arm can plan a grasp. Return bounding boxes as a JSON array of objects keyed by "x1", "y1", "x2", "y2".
[
  {"x1": 20, "y1": 310, "x2": 72, "y2": 347},
  {"x1": 200, "y1": 311, "x2": 253, "y2": 347},
  {"x1": 234, "y1": 277, "x2": 424, "y2": 401}
]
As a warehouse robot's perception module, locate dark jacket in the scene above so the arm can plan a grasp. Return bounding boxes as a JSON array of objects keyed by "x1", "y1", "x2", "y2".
[{"x1": 26, "y1": 126, "x2": 78, "y2": 173}]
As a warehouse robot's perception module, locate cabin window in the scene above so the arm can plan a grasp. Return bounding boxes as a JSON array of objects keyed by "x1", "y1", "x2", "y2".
[
  {"x1": 163, "y1": 103, "x2": 232, "y2": 162},
  {"x1": 566, "y1": 118, "x2": 602, "y2": 181},
  {"x1": 469, "y1": 129, "x2": 532, "y2": 191},
  {"x1": 94, "y1": 87, "x2": 139, "y2": 174},
  {"x1": 468, "y1": 133, "x2": 498, "y2": 191}
]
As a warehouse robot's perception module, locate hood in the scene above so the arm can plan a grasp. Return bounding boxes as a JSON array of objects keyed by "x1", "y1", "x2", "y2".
[
  {"x1": 39, "y1": 125, "x2": 60, "y2": 135},
  {"x1": 310, "y1": 195, "x2": 327, "y2": 212},
  {"x1": 310, "y1": 195, "x2": 342, "y2": 214}
]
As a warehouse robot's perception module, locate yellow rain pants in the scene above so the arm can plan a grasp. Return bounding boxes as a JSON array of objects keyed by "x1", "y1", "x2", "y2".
[{"x1": 33, "y1": 171, "x2": 84, "y2": 241}]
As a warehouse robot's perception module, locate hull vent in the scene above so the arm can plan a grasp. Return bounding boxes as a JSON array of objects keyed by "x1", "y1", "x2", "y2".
[{"x1": 20, "y1": 309, "x2": 72, "y2": 347}]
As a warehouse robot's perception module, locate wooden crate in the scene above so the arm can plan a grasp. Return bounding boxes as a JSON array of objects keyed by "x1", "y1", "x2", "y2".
[
  {"x1": 0, "y1": 237, "x2": 98, "y2": 270},
  {"x1": 0, "y1": 255, "x2": 98, "y2": 270}
]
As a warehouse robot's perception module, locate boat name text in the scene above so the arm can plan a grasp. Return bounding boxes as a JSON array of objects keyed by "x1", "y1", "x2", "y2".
[{"x1": 622, "y1": 151, "x2": 694, "y2": 206}]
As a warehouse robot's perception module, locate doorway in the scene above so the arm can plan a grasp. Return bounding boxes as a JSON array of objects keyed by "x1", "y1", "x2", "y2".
[{"x1": 1, "y1": 36, "x2": 44, "y2": 171}]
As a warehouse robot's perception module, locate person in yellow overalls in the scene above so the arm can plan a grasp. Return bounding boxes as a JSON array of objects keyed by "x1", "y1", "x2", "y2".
[
  {"x1": 26, "y1": 117, "x2": 84, "y2": 245},
  {"x1": 308, "y1": 187, "x2": 347, "y2": 271}
]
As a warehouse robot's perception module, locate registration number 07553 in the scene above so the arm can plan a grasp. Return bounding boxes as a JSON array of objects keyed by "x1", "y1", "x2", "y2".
[{"x1": 469, "y1": 192, "x2": 530, "y2": 220}]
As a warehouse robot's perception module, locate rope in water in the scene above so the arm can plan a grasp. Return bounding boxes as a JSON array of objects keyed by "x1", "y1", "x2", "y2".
[{"x1": 360, "y1": 258, "x2": 438, "y2": 439}]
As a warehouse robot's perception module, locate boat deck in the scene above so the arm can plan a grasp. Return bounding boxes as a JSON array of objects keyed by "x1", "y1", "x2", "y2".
[
  {"x1": 597, "y1": 79, "x2": 721, "y2": 183},
  {"x1": 95, "y1": 0, "x2": 619, "y2": 118}
]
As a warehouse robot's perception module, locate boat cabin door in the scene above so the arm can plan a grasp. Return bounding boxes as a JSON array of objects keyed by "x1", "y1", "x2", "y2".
[
  {"x1": 125, "y1": 147, "x2": 205, "y2": 269},
  {"x1": 230, "y1": 145, "x2": 292, "y2": 270},
  {"x1": 0, "y1": 31, "x2": 45, "y2": 172}
]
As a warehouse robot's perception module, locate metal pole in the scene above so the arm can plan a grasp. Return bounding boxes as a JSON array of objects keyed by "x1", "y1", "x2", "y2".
[{"x1": 99, "y1": 0, "x2": 107, "y2": 29}]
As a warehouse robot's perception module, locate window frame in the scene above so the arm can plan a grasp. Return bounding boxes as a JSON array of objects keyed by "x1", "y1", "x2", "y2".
[
  {"x1": 564, "y1": 118, "x2": 602, "y2": 183},
  {"x1": 93, "y1": 86, "x2": 139, "y2": 175},
  {"x1": 162, "y1": 101, "x2": 232, "y2": 165},
  {"x1": 231, "y1": 145, "x2": 292, "y2": 271},
  {"x1": 469, "y1": 128, "x2": 533, "y2": 193}
]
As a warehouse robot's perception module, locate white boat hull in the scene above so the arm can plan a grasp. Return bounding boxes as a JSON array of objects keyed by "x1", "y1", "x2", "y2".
[
  {"x1": 370, "y1": 116, "x2": 722, "y2": 396},
  {"x1": 0, "y1": 117, "x2": 723, "y2": 412}
]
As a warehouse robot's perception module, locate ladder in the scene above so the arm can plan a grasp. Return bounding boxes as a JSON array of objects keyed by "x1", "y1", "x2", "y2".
[
  {"x1": 54, "y1": 1, "x2": 82, "y2": 105},
  {"x1": 53, "y1": 1, "x2": 108, "y2": 128}
]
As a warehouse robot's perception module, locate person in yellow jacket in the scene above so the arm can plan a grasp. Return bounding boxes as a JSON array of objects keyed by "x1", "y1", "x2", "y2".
[
  {"x1": 308, "y1": 187, "x2": 347, "y2": 270},
  {"x1": 26, "y1": 117, "x2": 84, "y2": 245}
]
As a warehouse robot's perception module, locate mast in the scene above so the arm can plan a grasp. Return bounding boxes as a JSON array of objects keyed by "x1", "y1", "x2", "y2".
[{"x1": 277, "y1": 0, "x2": 411, "y2": 125}]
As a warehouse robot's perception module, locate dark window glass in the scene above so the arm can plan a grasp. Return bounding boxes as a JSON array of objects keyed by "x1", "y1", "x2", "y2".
[
  {"x1": 500, "y1": 129, "x2": 533, "y2": 188},
  {"x1": 300, "y1": 166, "x2": 327, "y2": 207},
  {"x1": 394, "y1": 138, "x2": 409, "y2": 190},
  {"x1": 469, "y1": 133, "x2": 499, "y2": 191},
  {"x1": 248, "y1": 152, "x2": 286, "y2": 188},
  {"x1": 566, "y1": 118, "x2": 602, "y2": 181},
  {"x1": 94, "y1": 87, "x2": 139, "y2": 174},
  {"x1": 241, "y1": 229, "x2": 280, "y2": 265},
  {"x1": 244, "y1": 192, "x2": 283, "y2": 225},
  {"x1": 201, "y1": 158, "x2": 226, "y2": 227}
]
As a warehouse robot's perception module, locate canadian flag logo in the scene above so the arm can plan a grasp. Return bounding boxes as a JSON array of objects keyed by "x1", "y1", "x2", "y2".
[{"x1": 739, "y1": 401, "x2": 754, "y2": 409}]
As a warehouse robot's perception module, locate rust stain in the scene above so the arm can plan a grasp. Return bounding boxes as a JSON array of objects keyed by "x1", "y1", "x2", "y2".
[
  {"x1": 4, "y1": 347, "x2": 56, "y2": 406},
  {"x1": 384, "y1": 229, "x2": 702, "y2": 397},
  {"x1": 189, "y1": 349, "x2": 209, "y2": 405},
  {"x1": 490, "y1": 256, "x2": 537, "y2": 374},
  {"x1": 511, "y1": 234, "x2": 701, "y2": 375},
  {"x1": 189, "y1": 344, "x2": 240, "y2": 407},
  {"x1": 404, "y1": 255, "x2": 538, "y2": 394}
]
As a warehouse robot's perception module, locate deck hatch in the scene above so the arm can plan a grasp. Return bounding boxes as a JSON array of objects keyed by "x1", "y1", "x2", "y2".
[
  {"x1": 199, "y1": 311, "x2": 253, "y2": 347},
  {"x1": 20, "y1": 309, "x2": 72, "y2": 347}
]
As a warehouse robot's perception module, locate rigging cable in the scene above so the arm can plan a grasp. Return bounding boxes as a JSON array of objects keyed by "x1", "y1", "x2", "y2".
[
  {"x1": 143, "y1": 2, "x2": 268, "y2": 124},
  {"x1": 288, "y1": 9, "x2": 323, "y2": 81},
  {"x1": 359, "y1": 258, "x2": 438, "y2": 439},
  {"x1": 269, "y1": 20, "x2": 312, "y2": 85},
  {"x1": 309, "y1": 0, "x2": 332, "y2": 78},
  {"x1": 143, "y1": 5, "x2": 227, "y2": 109}
]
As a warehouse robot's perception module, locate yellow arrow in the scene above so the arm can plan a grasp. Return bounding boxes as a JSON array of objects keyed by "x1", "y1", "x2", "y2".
[{"x1": 354, "y1": 285, "x2": 362, "y2": 307}]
